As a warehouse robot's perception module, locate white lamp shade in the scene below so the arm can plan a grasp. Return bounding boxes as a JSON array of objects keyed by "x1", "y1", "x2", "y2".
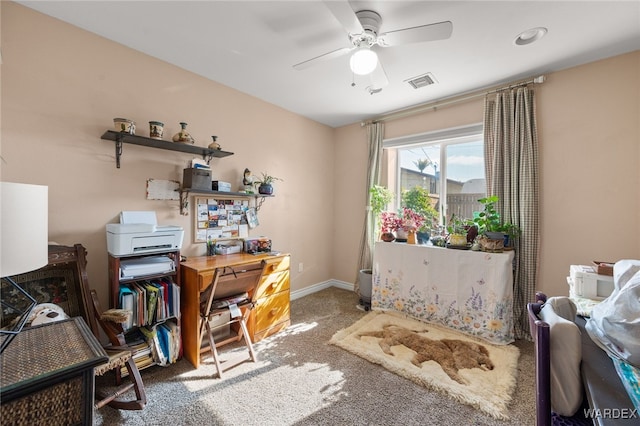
[
  {"x1": 350, "y1": 47, "x2": 378, "y2": 75},
  {"x1": 1, "y1": 182, "x2": 48, "y2": 277}
]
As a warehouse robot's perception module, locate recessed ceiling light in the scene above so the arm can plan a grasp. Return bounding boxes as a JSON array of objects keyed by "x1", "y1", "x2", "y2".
[{"x1": 514, "y1": 27, "x2": 547, "y2": 46}]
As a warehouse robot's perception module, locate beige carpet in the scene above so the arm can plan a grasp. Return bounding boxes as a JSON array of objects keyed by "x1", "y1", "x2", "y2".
[{"x1": 330, "y1": 310, "x2": 520, "y2": 420}]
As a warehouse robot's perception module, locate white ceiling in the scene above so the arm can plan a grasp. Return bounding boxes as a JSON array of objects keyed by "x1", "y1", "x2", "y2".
[{"x1": 16, "y1": 1, "x2": 640, "y2": 128}]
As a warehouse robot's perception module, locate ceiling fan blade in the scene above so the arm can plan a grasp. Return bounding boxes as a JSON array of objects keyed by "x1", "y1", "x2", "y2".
[
  {"x1": 370, "y1": 61, "x2": 389, "y2": 89},
  {"x1": 293, "y1": 46, "x2": 352, "y2": 70},
  {"x1": 323, "y1": 0, "x2": 364, "y2": 35},
  {"x1": 379, "y1": 21, "x2": 453, "y2": 46}
]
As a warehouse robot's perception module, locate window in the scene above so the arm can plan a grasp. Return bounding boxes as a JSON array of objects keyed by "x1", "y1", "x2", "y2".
[{"x1": 383, "y1": 123, "x2": 485, "y2": 229}]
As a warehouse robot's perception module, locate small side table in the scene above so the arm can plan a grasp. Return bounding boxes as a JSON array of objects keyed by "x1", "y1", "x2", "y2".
[{"x1": 1, "y1": 317, "x2": 108, "y2": 426}]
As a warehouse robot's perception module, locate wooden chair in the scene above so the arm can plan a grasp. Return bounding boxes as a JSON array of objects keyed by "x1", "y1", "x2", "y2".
[
  {"x1": 1, "y1": 244, "x2": 146, "y2": 410},
  {"x1": 198, "y1": 263, "x2": 263, "y2": 377},
  {"x1": 90, "y1": 289, "x2": 146, "y2": 410}
]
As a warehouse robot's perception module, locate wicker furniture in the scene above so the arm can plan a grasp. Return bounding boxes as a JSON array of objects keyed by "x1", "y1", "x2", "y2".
[
  {"x1": 0, "y1": 317, "x2": 107, "y2": 426},
  {"x1": 0, "y1": 244, "x2": 147, "y2": 411}
]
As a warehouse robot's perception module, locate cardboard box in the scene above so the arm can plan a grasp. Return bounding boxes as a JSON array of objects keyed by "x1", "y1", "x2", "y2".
[
  {"x1": 568, "y1": 265, "x2": 614, "y2": 300},
  {"x1": 592, "y1": 260, "x2": 614, "y2": 276},
  {"x1": 183, "y1": 168, "x2": 211, "y2": 190}
]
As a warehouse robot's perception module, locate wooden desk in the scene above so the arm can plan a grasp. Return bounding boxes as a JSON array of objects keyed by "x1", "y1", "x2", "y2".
[
  {"x1": 372, "y1": 242, "x2": 515, "y2": 344},
  {"x1": 181, "y1": 253, "x2": 290, "y2": 368},
  {"x1": 0, "y1": 317, "x2": 108, "y2": 426}
]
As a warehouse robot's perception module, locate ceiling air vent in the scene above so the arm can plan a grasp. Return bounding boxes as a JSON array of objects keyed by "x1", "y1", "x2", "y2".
[{"x1": 405, "y1": 73, "x2": 437, "y2": 89}]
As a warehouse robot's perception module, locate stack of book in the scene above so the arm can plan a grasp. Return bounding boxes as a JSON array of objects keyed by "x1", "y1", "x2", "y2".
[
  {"x1": 140, "y1": 320, "x2": 181, "y2": 366},
  {"x1": 120, "y1": 329, "x2": 155, "y2": 376}
]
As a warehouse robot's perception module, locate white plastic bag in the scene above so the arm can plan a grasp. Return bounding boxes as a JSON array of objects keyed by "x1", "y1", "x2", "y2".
[{"x1": 586, "y1": 259, "x2": 640, "y2": 367}]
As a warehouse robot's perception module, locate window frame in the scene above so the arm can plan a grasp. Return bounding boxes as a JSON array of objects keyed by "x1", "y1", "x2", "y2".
[{"x1": 383, "y1": 123, "x2": 484, "y2": 226}]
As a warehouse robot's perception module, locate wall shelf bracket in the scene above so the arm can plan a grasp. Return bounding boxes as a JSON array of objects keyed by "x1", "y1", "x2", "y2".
[{"x1": 115, "y1": 134, "x2": 124, "y2": 168}]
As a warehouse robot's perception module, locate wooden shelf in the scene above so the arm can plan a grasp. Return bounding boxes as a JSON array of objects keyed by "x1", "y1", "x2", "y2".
[
  {"x1": 101, "y1": 130, "x2": 234, "y2": 168},
  {"x1": 179, "y1": 189, "x2": 273, "y2": 215}
]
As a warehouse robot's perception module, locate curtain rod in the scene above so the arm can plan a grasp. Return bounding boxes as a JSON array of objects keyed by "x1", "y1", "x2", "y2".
[{"x1": 361, "y1": 75, "x2": 545, "y2": 126}]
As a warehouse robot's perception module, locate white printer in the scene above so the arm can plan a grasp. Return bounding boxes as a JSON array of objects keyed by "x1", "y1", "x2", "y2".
[{"x1": 107, "y1": 211, "x2": 184, "y2": 256}]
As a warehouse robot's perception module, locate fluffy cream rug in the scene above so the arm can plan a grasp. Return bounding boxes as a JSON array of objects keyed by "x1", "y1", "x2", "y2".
[{"x1": 329, "y1": 311, "x2": 520, "y2": 420}]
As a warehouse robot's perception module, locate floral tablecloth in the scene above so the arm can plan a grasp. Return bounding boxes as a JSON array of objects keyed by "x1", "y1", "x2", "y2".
[{"x1": 372, "y1": 242, "x2": 515, "y2": 345}]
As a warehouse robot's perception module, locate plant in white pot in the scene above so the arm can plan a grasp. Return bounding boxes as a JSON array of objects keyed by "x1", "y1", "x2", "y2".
[{"x1": 254, "y1": 172, "x2": 282, "y2": 195}]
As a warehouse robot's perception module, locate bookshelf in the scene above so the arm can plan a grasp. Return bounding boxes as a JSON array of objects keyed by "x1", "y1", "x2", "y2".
[{"x1": 108, "y1": 250, "x2": 182, "y2": 373}]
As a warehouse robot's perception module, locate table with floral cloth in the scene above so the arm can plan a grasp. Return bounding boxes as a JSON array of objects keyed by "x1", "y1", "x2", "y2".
[{"x1": 372, "y1": 242, "x2": 515, "y2": 345}]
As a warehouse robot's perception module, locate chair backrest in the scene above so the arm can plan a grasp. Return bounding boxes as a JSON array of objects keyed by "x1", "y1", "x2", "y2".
[
  {"x1": 1, "y1": 244, "x2": 99, "y2": 337},
  {"x1": 200, "y1": 262, "x2": 264, "y2": 311},
  {"x1": 528, "y1": 301, "x2": 551, "y2": 426}
]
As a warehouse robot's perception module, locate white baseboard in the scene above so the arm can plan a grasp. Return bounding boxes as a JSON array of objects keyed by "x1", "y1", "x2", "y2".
[{"x1": 290, "y1": 279, "x2": 355, "y2": 301}]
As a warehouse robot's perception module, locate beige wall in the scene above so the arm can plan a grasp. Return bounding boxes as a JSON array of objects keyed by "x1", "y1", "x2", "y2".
[
  {"x1": 1, "y1": 3, "x2": 336, "y2": 306},
  {"x1": 333, "y1": 52, "x2": 640, "y2": 297},
  {"x1": 2, "y1": 3, "x2": 639, "y2": 306}
]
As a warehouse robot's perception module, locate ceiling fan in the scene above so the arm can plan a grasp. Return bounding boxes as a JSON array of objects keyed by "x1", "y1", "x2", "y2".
[{"x1": 293, "y1": 2, "x2": 453, "y2": 91}]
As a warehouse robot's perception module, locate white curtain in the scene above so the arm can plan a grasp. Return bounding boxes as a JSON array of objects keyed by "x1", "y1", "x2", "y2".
[
  {"x1": 355, "y1": 122, "x2": 384, "y2": 292},
  {"x1": 484, "y1": 86, "x2": 539, "y2": 340}
]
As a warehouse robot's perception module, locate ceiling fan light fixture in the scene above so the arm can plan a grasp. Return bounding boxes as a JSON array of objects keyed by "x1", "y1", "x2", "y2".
[{"x1": 350, "y1": 46, "x2": 378, "y2": 75}]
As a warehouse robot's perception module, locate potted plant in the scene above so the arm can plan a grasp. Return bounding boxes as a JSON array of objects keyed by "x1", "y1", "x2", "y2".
[
  {"x1": 401, "y1": 186, "x2": 438, "y2": 244},
  {"x1": 473, "y1": 195, "x2": 503, "y2": 239},
  {"x1": 379, "y1": 211, "x2": 401, "y2": 242},
  {"x1": 501, "y1": 221, "x2": 521, "y2": 247},
  {"x1": 254, "y1": 172, "x2": 282, "y2": 195},
  {"x1": 446, "y1": 214, "x2": 468, "y2": 247},
  {"x1": 370, "y1": 185, "x2": 394, "y2": 240},
  {"x1": 472, "y1": 195, "x2": 521, "y2": 251},
  {"x1": 397, "y1": 207, "x2": 426, "y2": 244}
]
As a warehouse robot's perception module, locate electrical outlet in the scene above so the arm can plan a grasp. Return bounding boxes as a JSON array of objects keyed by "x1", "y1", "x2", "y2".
[{"x1": 298, "y1": 262, "x2": 304, "y2": 273}]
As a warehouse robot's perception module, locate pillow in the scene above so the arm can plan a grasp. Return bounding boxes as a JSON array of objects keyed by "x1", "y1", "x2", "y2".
[
  {"x1": 27, "y1": 303, "x2": 70, "y2": 326},
  {"x1": 540, "y1": 297, "x2": 583, "y2": 416},
  {"x1": 544, "y1": 296, "x2": 577, "y2": 322}
]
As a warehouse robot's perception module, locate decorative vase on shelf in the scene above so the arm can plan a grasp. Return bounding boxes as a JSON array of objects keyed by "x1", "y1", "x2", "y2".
[
  {"x1": 395, "y1": 229, "x2": 408, "y2": 242},
  {"x1": 381, "y1": 232, "x2": 395, "y2": 242},
  {"x1": 172, "y1": 122, "x2": 195, "y2": 144},
  {"x1": 149, "y1": 121, "x2": 164, "y2": 140},
  {"x1": 208, "y1": 135, "x2": 221, "y2": 150},
  {"x1": 258, "y1": 184, "x2": 273, "y2": 195},
  {"x1": 407, "y1": 230, "x2": 417, "y2": 245}
]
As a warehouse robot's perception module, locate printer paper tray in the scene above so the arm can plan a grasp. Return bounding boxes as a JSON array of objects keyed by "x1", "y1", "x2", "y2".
[{"x1": 119, "y1": 255, "x2": 175, "y2": 279}]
